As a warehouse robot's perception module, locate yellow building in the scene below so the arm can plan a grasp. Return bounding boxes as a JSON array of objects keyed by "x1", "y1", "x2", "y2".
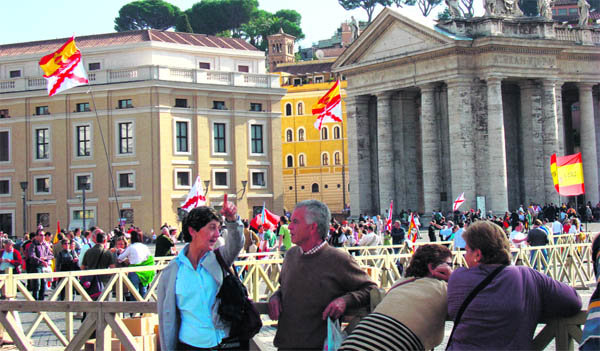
[
  {"x1": 274, "y1": 59, "x2": 349, "y2": 214},
  {"x1": 0, "y1": 30, "x2": 285, "y2": 236}
]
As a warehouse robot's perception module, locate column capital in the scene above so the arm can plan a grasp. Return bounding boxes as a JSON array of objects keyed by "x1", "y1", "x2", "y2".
[
  {"x1": 419, "y1": 82, "x2": 438, "y2": 93},
  {"x1": 445, "y1": 77, "x2": 472, "y2": 87},
  {"x1": 484, "y1": 75, "x2": 504, "y2": 84},
  {"x1": 577, "y1": 82, "x2": 596, "y2": 91},
  {"x1": 540, "y1": 79, "x2": 563, "y2": 89},
  {"x1": 375, "y1": 91, "x2": 395, "y2": 100},
  {"x1": 345, "y1": 94, "x2": 370, "y2": 105}
]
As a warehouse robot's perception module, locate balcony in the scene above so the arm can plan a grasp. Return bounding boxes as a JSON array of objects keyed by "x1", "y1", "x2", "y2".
[{"x1": 0, "y1": 65, "x2": 281, "y2": 94}]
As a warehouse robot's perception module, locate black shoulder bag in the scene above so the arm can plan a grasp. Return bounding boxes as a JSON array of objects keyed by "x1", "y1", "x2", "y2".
[
  {"x1": 215, "y1": 249, "x2": 262, "y2": 341},
  {"x1": 80, "y1": 248, "x2": 105, "y2": 300},
  {"x1": 446, "y1": 265, "x2": 506, "y2": 350}
]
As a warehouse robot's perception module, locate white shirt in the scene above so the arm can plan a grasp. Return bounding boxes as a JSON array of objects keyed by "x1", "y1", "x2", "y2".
[
  {"x1": 118, "y1": 242, "x2": 150, "y2": 265},
  {"x1": 510, "y1": 230, "x2": 527, "y2": 248},
  {"x1": 552, "y1": 220, "x2": 563, "y2": 234},
  {"x1": 359, "y1": 232, "x2": 379, "y2": 246}
]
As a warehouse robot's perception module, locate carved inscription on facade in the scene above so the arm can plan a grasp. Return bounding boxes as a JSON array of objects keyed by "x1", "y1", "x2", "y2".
[{"x1": 492, "y1": 54, "x2": 556, "y2": 68}]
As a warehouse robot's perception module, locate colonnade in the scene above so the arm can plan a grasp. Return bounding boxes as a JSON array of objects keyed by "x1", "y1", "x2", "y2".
[{"x1": 346, "y1": 78, "x2": 600, "y2": 217}]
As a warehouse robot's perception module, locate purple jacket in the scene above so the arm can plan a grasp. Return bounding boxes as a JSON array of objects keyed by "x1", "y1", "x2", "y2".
[{"x1": 447, "y1": 264, "x2": 581, "y2": 350}]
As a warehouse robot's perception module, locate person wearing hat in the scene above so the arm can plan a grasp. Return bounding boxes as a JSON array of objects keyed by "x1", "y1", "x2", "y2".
[{"x1": 0, "y1": 239, "x2": 22, "y2": 274}]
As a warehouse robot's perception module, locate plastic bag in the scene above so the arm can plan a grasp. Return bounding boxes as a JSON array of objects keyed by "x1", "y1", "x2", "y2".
[{"x1": 323, "y1": 317, "x2": 347, "y2": 351}]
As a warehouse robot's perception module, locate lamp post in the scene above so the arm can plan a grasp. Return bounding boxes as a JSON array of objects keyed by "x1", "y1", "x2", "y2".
[
  {"x1": 240, "y1": 180, "x2": 248, "y2": 199},
  {"x1": 78, "y1": 177, "x2": 90, "y2": 230},
  {"x1": 204, "y1": 180, "x2": 210, "y2": 196},
  {"x1": 19, "y1": 181, "x2": 28, "y2": 234}
]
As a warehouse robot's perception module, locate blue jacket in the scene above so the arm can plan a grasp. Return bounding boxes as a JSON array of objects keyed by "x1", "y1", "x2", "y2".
[{"x1": 157, "y1": 219, "x2": 244, "y2": 351}]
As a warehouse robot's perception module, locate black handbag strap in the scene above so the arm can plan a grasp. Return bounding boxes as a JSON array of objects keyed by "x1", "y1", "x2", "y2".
[
  {"x1": 446, "y1": 264, "x2": 506, "y2": 349},
  {"x1": 214, "y1": 249, "x2": 235, "y2": 277}
]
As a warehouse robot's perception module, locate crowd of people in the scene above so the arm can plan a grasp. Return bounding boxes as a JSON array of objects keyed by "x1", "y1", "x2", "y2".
[{"x1": 1, "y1": 198, "x2": 597, "y2": 350}]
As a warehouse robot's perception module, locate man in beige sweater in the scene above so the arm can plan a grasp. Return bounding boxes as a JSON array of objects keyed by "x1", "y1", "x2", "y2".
[{"x1": 268, "y1": 200, "x2": 376, "y2": 350}]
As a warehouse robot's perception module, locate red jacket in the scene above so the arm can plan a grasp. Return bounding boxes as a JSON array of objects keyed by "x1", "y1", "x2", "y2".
[{"x1": 0, "y1": 248, "x2": 22, "y2": 273}]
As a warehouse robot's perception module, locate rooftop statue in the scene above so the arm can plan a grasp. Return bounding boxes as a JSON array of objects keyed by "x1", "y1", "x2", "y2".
[
  {"x1": 446, "y1": 0, "x2": 463, "y2": 18},
  {"x1": 484, "y1": 0, "x2": 524, "y2": 17},
  {"x1": 578, "y1": 0, "x2": 590, "y2": 26}
]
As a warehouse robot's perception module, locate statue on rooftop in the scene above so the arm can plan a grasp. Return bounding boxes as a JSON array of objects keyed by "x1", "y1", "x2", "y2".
[
  {"x1": 538, "y1": 0, "x2": 552, "y2": 19},
  {"x1": 484, "y1": 0, "x2": 524, "y2": 16},
  {"x1": 350, "y1": 16, "x2": 360, "y2": 42},
  {"x1": 578, "y1": 0, "x2": 590, "y2": 26},
  {"x1": 446, "y1": 0, "x2": 463, "y2": 18}
]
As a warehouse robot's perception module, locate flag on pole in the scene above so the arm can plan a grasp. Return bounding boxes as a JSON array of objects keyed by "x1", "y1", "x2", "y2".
[
  {"x1": 385, "y1": 201, "x2": 393, "y2": 232},
  {"x1": 312, "y1": 80, "x2": 342, "y2": 130},
  {"x1": 550, "y1": 152, "x2": 585, "y2": 196},
  {"x1": 180, "y1": 176, "x2": 206, "y2": 212},
  {"x1": 39, "y1": 37, "x2": 88, "y2": 97},
  {"x1": 250, "y1": 206, "x2": 280, "y2": 231},
  {"x1": 407, "y1": 213, "x2": 418, "y2": 244},
  {"x1": 453, "y1": 192, "x2": 465, "y2": 212},
  {"x1": 53, "y1": 220, "x2": 61, "y2": 244}
]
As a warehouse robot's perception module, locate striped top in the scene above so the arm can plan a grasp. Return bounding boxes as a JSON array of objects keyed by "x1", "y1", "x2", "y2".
[{"x1": 340, "y1": 313, "x2": 424, "y2": 351}]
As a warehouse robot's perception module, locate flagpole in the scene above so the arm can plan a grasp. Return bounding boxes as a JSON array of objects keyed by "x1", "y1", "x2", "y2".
[
  {"x1": 89, "y1": 89, "x2": 121, "y2": 224},
  {"x1": 339, "y1": 80, "x2": 347, "y2": 217}
]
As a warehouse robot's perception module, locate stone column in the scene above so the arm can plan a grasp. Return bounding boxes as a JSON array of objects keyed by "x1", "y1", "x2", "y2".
[
  {"x1": 419, "y1": 83, "x2": 441, "y2": 215},
  {"x1": 541, "y1": 79, "x2": 561, "y2": 204},
  {"x1": 346, "y1": 95, "x2": 372, "y2": 217},
  {"x1": 401, "y1": 91, "x2": 420, "y2": 211},
  {"x1": 446, "y1": 78, "x2": 476, "y2": 211},
  {"x1": 390, "y1": 93, "x2": 405, "y2": 212},
  {"x1": 376, "y1": 91, "x2": 394, "y2": 214},
  {"x1": 578, "y1": 83, "x2": 599, "y2": 204},
  {"x1": 486, "y1": 76, "x2": 509, "y2": 213},
  {"x1": 518, "y1": 80, "x2": 543, "y2": 204},
  {"x1": 555, "y1": 81, "x2": 565, "y2": 156}
]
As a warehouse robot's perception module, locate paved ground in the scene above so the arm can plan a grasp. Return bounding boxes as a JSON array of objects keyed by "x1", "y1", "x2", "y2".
[{"x1": 2, "y1": 224, "x2": 599, "y2": 350}]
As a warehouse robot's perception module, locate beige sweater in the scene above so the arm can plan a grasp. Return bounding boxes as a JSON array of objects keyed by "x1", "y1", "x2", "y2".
[
  {"x1": 273, "y1": 243, "x2": 376, "y2": 350},
  {"x1": 374, "y1": 277, "x2": 448, "y2": 350}
]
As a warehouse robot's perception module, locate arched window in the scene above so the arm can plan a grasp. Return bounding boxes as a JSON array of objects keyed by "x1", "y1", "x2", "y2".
[
  {"x1": 297, "y1": 102, "x2": 303, "y2": 115},
  {"x1": 334, "y1": 152, "x2": 341, "y2": 165},
  {"x1": 298, "y1": 128, "x2": 305, "y2": 141},
  {"x1": 286, "y1": 155, "x2": 293, "y2": 167},
  {"x1": 285, "y1": 103, "x2": 292, "y2": 116},
  {"x1": 299, "y1": 154, "x2": 305, "y2": 167},
  {"x1": 333, "y1": 126, "x2": 341, "y2": 139},
  {"x1": 321, "y1": 127, "x2": 328, "y2": 140},
  {"x1": 322, "y1": 153, "x2": 329, "y2": 166},
  {"x1": 286, "y1": 129, "x2": 293, "y2": 142},
  {"x1": 312, "y1": 183, "x2": 319, "y2": 193}
]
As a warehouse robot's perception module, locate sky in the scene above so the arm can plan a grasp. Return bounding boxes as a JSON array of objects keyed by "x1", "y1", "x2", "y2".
[{"x1": 0, "y1": 0, "x2": 482, "y2": 47}]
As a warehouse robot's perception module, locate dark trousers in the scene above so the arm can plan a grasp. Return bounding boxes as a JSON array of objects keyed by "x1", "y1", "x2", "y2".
[
  {"x1": 177, "y1": 338, "x2": 249, "y2": 350},
  {"x1": 30, "y1": 266, "x2": 46, "y2": 300}
]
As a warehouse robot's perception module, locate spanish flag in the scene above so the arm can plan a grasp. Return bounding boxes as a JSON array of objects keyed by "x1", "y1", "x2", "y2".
[
  {"x1": 312, "y1": 80, "x2": 342, "y2": 130},
  {"x1": 39, "y1": 37, "x2": 88, "y2": 96},
  {"x1": 550, "y1": 152, "x2": 585, "y2": 196}
]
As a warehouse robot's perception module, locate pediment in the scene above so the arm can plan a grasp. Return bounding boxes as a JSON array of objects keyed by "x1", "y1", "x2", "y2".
[{"x1": 334, "y1": 8, "x2": 454, "y2": 69}]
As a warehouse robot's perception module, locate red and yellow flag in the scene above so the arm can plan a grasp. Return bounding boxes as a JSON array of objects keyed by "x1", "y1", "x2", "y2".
[
  {"x1": 39, "y1": 37, "x2": 88, "y2": 96},
  {"x1": 312, "y1": 80, "x2": 342, "y2": 130},
  {"x1": 550, "y1": 152, "x2": 585, "y2": 196}
]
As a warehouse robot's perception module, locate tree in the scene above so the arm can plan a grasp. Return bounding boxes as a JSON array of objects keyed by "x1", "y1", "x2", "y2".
[
  {"x1": 238, "y1": 9, "x2": 304, "y2": 51},
  {"x1": 459, "y1": 0, "x2": 475, "y2": 18},
  {"x1": 114, "y1": 0, "x2": 182, "y2": 32},
  {"x1": 185, "y1": 0, "x2": 258, "y2": 36},
  {"x1": 415, "y1": 0, "x2": 443, "y2": 16},
  {"x1": 437, "y1": 7, "x2": 452, "y2": 20},
  {"x1": 338, "y1": 0, "x2": 394, "y2": 23},
  {"x1": 175, "y1": 13, "x2": 193, "y2": 33}
]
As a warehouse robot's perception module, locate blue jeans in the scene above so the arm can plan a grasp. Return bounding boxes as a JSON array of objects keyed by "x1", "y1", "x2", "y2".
[
  {"x1": 530, "y1": 248, "x2": 548, "y2": 271},
  {"x1": 127, "y1": 272, "x2": 147, "y2": 300}
]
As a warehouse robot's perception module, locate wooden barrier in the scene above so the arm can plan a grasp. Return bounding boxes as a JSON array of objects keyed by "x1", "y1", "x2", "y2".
[{"x1": 0, "y1": 236, "x2": 595, "y2": 349}]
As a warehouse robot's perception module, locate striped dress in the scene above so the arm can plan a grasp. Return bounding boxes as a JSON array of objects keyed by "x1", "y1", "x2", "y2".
[{"x1": 339, "y1": 312, "x2": 424, "y2": 351}]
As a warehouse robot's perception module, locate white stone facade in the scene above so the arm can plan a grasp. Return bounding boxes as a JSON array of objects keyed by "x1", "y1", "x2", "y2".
[{"x1": 334, "y1": 9, "x2": 600, "y2": 217}]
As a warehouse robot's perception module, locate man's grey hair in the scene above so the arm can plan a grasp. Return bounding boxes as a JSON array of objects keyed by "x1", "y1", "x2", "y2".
[{"x1": 295, "y1": 200, "x2": 331, "y2": 239}]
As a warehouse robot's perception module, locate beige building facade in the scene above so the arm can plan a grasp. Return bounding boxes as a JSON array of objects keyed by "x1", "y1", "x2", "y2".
[
  {"x1": 0, "y1": 30, "x2": 285, "y2": 236},
  {"x1": 333, "y1": 9, "x2": 600, "y2": 217}
]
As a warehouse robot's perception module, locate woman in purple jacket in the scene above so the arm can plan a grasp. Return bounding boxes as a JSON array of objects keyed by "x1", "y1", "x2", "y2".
[{"x1": 447, "y1": 221, "x2": 581, "y2": 350}]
